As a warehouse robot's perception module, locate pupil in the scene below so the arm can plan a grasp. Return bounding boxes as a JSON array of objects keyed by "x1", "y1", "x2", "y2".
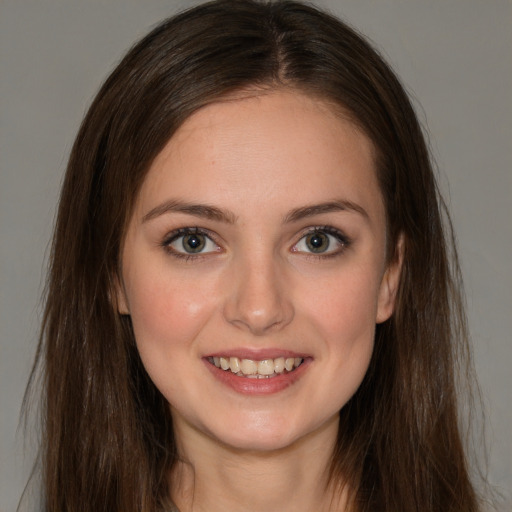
[
  {"x1": 307, "y1": 232, "x2": 329, "y2": 253},
  {"x1": 183, "y1": 234, "x2": 205, "y2": 253}
]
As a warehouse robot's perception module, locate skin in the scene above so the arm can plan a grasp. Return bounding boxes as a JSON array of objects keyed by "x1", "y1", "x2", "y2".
[{"x1": 117, "y1": 89, "x2": 402, "y2": 511}]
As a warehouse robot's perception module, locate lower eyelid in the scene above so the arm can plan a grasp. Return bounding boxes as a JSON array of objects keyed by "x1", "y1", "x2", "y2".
[
  {"x1": 171, "y1": 235, "x2": 219, "y2": 253},
  {"x1": 293, "y1": 228, "x2": 350, "y2": 253},
  {"x1": 160, "y1": 227, "x2": 217, "y2": 254}
]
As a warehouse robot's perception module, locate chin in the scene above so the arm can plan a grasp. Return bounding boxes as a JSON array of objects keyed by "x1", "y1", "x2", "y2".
[
  {"x1": 204, "y1": 412, "x2": 331, "y2": 454},
  {"x1": 216, "y1": 430, "x2": 300, "y2": 453}
]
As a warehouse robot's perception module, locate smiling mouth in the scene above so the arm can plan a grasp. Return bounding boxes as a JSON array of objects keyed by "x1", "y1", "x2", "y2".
[{"x1": 207, "y1": 356, "x2": 304, "y2": 379}]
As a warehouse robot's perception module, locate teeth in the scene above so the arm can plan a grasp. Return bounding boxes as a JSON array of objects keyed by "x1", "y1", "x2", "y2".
[
  {"x1": 210, "y1": 356, "x2": 303, "y2": 377},
  {"x1": 258, "y1": 359, "x2": 275, "y2": 376},
  {"x1": 284, "y1": 358, "x2": 295, "y2": 371},
  {"x1": 240, "y1": 358, "x2": 258, "y2": 375},
  {"x1": 274, "y1": 357, "x2": 285, "y2": 373},
  {"x1": 229, "y1": 357, "x2": 240, "y2": 373}
]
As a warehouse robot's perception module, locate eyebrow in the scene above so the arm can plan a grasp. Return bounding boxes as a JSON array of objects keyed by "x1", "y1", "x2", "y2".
[
  {"x1": 283, "y1": 199, "x2": 369, "y2": 223},
  {"x1": 142, "y1": 198, "x2": 369, "y2": 225},
  {"x1": 142, "y1": 200, "x2": 238, "y2": 224}
]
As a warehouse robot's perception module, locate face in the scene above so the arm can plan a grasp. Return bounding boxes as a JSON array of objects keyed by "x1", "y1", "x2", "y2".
[{"x1": 118, "y1": 90, "x2": 401, "y2": 453}]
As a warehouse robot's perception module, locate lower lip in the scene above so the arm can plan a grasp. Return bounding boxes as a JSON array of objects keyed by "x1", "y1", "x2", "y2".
[{"x1": 203, "y1": 358, "x2": 311, "y2": 395}]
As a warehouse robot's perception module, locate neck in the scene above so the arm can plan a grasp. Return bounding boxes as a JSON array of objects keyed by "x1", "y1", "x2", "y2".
[{"x1": 170, "y1": 415, "x2": 350, "y2": 512}]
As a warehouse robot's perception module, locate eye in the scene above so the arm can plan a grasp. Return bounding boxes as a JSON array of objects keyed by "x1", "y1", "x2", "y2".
[
  {"x1": 292, "y1": 228, "x2": 349, "y2": 256},
  {"x1": 165, "y1": 228, "x2": 220, "y2": 256}
]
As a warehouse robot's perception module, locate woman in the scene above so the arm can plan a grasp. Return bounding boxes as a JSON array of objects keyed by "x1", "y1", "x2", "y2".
[{"x1": 28, "y1": 0, "x2": 480, "y2": 510}]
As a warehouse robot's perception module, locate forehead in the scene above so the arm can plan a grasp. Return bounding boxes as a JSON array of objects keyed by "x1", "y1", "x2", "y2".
[{"x1": 134, "y1": 89, "x2": 383, "y2": 225}]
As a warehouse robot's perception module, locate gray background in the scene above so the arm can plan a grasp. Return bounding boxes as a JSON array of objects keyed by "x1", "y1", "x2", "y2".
[{"x1": 1, "y1": 1, "x2": 510, "y2": 511}]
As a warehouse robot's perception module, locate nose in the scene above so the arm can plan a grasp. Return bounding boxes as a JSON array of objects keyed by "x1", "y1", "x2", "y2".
[{"x1": 222, "y1": 253, "x2": 294, "y2": 336}]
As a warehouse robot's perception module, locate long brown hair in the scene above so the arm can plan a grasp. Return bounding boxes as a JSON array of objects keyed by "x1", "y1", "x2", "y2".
[{"x1": 25, "y1": 1, "x2": 480, "y2": 510}]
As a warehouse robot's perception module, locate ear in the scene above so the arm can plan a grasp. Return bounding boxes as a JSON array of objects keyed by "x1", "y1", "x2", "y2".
[
  {"x1": 376, "y1": 235, "x2": 404, "y2": 324},
  {"x1": 114, "y1": 274, "x2": 130, "y2": 315}
]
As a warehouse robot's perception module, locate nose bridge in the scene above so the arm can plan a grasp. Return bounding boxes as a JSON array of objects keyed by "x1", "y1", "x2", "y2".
[{"x1": 223, "y1": 249, "x2": 293, "y2": 335}]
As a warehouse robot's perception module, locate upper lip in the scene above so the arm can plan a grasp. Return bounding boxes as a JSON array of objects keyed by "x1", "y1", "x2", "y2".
[{"x1": 204, "y1": 348, "x2": 310, "y2": 360}]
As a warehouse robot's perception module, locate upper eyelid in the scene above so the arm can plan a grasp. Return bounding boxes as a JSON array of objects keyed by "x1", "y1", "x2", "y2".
[
  {"x1": 163, "y1": 227, "x2": 220, "y2": 245},
  {"x1": 296, "y1": 225, "x2": 351, "y2": 242},
  {"x1": 291, "y1": 228, "x2": 351, "y2": 260},
  {"x1": 162, "y1": 228, "x2": 222, "y2": 259}
]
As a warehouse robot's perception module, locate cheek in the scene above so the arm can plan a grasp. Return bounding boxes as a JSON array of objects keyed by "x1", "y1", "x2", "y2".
[
  {"x1": 125, "y1": 269, "x2": 218, "y2": 361},
  {"x1": 304, "y1": 270, "x2": 380, "y2": 410},
  {"x1": 303, "y1": 267, "x2": 381, "y2": 356}
]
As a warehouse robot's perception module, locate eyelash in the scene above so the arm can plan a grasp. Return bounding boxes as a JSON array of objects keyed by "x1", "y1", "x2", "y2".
[
  {"x1": 294, "y1": 226, "x2": 351, "y2": 260},
  {"x1": 161, "y1": 225, "x2": 351, "y2": 261},
  {"x1": 161, "y1": 227, "x2": 220, "y2": 261}
]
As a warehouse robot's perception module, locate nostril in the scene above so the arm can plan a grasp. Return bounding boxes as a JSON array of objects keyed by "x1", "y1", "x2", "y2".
[
  {"x1": 222, "y1": 262, "x2": 294, "y2": 334},
  {"x1": 224, "y1": 294, "x2": 293, "y2": 334}
]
